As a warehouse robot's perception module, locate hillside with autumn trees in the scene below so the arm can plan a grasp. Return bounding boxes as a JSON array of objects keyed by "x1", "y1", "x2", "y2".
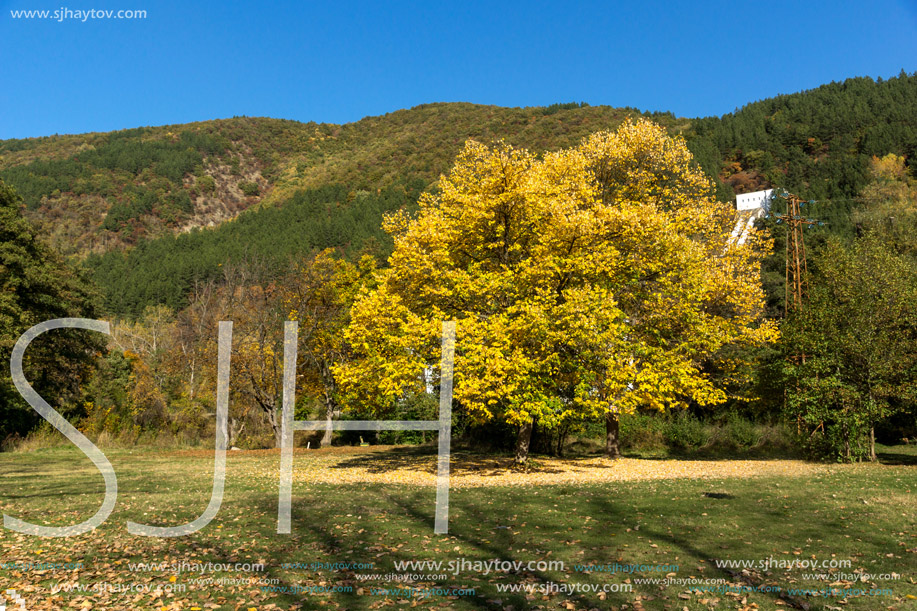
[{"x1": 2, "y1": 72, "x2": 917, "y2": 461}]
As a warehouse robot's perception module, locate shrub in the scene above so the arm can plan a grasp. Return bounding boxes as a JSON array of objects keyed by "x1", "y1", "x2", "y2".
[
  {"x1": 664, "y1": 411, "x2": 712, "y2": 451},
  {"x1": 723, "y1": 412, "x2": 762, "y2": 449},
  {"x1": 239, "y1": 181, "x2": 259, "y2": 197},
  {"x1": 198, "y1": 175, "x2": 216, "y2": 193},
  {"x1": 619, "y1": 412, "x2": 666, "y2": 452},
  {"x1": 614, "y1": 411, "x2": 798, "y2": 458}
]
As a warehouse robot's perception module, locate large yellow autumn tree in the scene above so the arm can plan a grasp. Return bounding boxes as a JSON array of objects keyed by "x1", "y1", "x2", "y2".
[{"x1": 336, "y1": 119, "x2": 777, "y2": 465}]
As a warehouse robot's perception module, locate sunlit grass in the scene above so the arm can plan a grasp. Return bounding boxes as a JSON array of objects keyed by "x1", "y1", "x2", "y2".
[{"x1": 0, "y1": 445, "x2": 914, "y2": 610}]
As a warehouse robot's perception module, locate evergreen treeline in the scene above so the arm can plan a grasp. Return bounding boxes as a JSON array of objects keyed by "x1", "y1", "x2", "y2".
[
  {"x1": 682, "y1": 72, "x2": 917, "y2": 317},
  {"x1": 84, "y1": 181, "x2": 424, "y2": 317},
  {"x1": 687, "y1": 71, "x2": 917, "y2": 205},
  {"x1": 0, "y1": 128, "x2": 229, "y2": 210}
]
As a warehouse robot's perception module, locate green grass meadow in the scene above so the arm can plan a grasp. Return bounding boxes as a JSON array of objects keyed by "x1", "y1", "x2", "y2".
[{"x1": 0, "y1": 445, "x2": 914, "y2": 610}]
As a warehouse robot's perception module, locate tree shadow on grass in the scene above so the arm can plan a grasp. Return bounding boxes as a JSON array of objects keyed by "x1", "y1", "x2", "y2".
[
  {"x1": 367, "y1": 486, "x2": 636, "y2": 610},
  {"x1": 326, "y1": 445, "x2": 568, "y2": 476},
  {"x1": 233, "y1": 487, "x2": 513, "y2": 610},
  {"x1": 226, "y1": 476, "x2": 649, "y2": 610},
  {"x1": 875, "y1": 448, "x2": 917, "y2": 465},
  {"x1": 580, "y1": 480, "x2": 906, "y2": 611}
]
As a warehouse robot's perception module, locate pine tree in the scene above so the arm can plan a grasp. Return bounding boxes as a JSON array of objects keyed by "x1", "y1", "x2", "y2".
[{"x1": 0, "y1": 179, "x2": 102, "y2": 438}]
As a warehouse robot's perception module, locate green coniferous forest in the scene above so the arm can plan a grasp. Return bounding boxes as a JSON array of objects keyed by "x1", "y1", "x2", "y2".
[{"x1": 84, "y1": 181, "x2": 424, "y2": 317}]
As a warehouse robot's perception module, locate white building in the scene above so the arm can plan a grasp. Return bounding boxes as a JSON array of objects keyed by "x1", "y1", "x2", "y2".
[
  {"x1": 730, "y1": 189, "x2": 774, "y2": 246},
  {"x1": 736, "y1": 189, "x2": 774, "y2": 212}
]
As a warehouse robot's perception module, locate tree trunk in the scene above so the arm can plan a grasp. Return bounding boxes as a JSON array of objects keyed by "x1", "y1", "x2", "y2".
[
  {"x1": 869, "y1": 426, "x2": 877, "y2": 462},
  {"x1": 843, "y1": 423, "x2": 851, "y2": 461},
  {"x1": 227, "y1": 417, "x2": 245, "y2": 448},
  {"x1": 320, "y1": 366, "x2": 337, "y2": 448},
  {"x1": 605, "y1": 411, "x2": 621, "y2": 458},
  {"x1": 514, "y1": 418, "x2": 534, "y2": 467},
  {"x1": 320, "y1": 398, "x2": 335, "y2": 448},
  {"x1": 187, "y1": 356, "x2": 196, "y2": 402},
  {"x1": 265, "y1": 406, "x2": 282, "y2": 449}
]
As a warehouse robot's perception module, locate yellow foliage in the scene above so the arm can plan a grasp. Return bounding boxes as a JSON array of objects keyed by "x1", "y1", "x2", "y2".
[
  {"x1": 336, "y1": 119, "x2": 777, "y2": 428},
  {"x1": 870, "y1": 153, "x2": 909, "y2": 182}
]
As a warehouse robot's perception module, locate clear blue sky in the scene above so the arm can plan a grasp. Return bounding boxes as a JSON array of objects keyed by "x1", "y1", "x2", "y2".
[{"x1": 1, "y1": 0, "x2": 915, "y2": 139}]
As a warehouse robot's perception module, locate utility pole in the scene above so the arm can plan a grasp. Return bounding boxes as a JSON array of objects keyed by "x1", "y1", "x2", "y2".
[
  {"x1": 771, "y1": 189, "x2": 822, "y2": 434},
  {"x1": 773, "y1": 190, "x2": 819, "y2": 315}
]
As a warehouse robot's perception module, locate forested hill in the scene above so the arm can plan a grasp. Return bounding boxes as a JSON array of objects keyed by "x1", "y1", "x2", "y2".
[
  {"x1": 686, "y1": 71, "x2": 917, "y2": 202},
  {"x1": 0, "y1": 118, "x2": 314, "y2": 255},
  {"x1": 1, "y1": 73, "x2": 915, "y2": 318},
  {"x1": 0, "y1": 104, "x2": 655, "y2": 257}
]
